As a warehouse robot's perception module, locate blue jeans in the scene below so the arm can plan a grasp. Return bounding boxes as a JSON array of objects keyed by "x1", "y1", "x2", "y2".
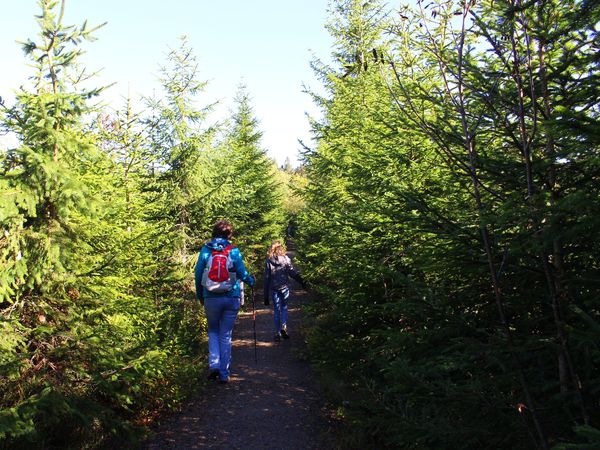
[
  {"x1": 204, "y1": 296, "x2": 240, "y2": 381},
  {"x1": 271, "y1": 287, "x2": 289, "y2": 333}
]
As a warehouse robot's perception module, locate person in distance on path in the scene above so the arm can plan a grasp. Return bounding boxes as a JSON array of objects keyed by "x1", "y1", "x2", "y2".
[
  {"x1": 195, "y1": 220, "x2": 255, "y2": 384},
  {"x1": 263, "y1": 240, "x2": 307, "y2": 342}
]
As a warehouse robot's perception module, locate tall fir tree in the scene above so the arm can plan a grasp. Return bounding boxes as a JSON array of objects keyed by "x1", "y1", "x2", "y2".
[
  {"x1": 211, "y1": 85, "x2": 285, "y2": 270},
  {"x1": 1, "y1": 0, "x2": 107, "y2": 303},
  {"x1": 145, "y1": 36, "x2": 217, "y2": 267}
]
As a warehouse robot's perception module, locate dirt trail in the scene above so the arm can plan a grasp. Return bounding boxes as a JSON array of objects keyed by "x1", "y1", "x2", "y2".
[{"x1": 143, "y1": 285, "x2": 335, "y2": 449}]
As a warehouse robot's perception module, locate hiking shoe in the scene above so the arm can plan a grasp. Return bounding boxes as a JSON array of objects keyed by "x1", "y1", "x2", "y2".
[
  {"x1": 274, "y1": 332, "x2": 281, "y2": 342},
  {"x1": 219, "y1": 378, "x2": 228, "y2": 384},
  {"x1": 207, "y1": 370, "x2": 219, "y2": 381},
  {"x1": 280, "y1": 329, "x2": 290, "y2": 339}
]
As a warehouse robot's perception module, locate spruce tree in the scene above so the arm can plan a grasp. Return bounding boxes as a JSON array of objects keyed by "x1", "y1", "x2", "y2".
[
  {"x1": 145, "y1": 36, "x2": 216, "y2": 265},
  {"x1": 1, "y1": 0, "x2": 106, "y2": 302},
  {"x1": 297, "y1": 0, "x2": 600, "y2": 447},
  {"x1": 1, "y1": 4, "x2": 207, "y2": 447},
  {"x1": 212, "y1": 85, "x2": 285, "y2": 269}
]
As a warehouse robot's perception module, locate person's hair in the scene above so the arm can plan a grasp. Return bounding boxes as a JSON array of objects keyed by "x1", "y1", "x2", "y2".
[
  {"x1": 212, "y1": 220, "x2": 233, "y2": 239},
  {"x1": 267, "y1": 240, "x2": 286, "y2": 258}
]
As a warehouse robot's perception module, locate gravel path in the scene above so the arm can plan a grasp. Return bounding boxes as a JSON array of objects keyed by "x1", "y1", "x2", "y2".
[{"x1": 143, "y1": 286, "x2": 336, "y2": 449}]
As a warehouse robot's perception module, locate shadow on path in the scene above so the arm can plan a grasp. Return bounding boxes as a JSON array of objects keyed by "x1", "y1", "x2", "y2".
[{"x1": 143, "y1": 286, "x2": 334, "y2": 450}]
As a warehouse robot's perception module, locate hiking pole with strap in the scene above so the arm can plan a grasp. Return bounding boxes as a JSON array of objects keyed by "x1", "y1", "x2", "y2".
[{"x1": 251, "y1": 285, "x2": 258, "y2": 364}]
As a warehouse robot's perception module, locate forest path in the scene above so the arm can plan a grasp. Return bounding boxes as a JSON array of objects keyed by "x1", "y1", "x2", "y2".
[{"x1": 143, "y1": 264, "x2": 335, "y2": 449}]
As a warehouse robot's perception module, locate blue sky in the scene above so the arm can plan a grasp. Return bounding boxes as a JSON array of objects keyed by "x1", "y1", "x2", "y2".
[{"x1": 1, "y1": 1, "x2": 335, "y2": 165}]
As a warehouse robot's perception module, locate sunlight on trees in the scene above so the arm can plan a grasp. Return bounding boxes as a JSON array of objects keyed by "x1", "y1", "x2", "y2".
[{"x1": 1, "y1": 0, "x2": 598, "y2": 448}]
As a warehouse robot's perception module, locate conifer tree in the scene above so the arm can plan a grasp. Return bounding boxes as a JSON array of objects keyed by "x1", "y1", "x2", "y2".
[
  {"x1": 0, "y1": 0, "x2": 125, "y2": 445},
  {"x1": 145, "y1": 36, "x2": 216, "y2": 265},
  {"x1": 1, "y1": 0, "x2": 106, "y2": 302},
  {"x1": 282, "y1": 156, "x2": 294, "y2": 173},
  {"x1": 212, "y1": 85, "x2": 285, "y2": 268},
  {"x1": 298, "y1": 0, "x2": 600, "y2": 447},
  {"x1": 1, "y1": 4, "x2": 207, "y2": 447},
  {"x1": 387, "y1": 1, "x2": 600, "y2": 444}
]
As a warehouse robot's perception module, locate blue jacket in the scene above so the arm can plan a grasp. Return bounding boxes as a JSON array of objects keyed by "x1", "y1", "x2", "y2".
[{"x1": 194, "y1": 238, "x2": 253, "y2": 299}]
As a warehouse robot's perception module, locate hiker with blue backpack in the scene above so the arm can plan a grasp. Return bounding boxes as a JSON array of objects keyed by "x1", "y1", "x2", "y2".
[
  {"x1": 195, "y1": 220, "x2": 255, "y2": 384},
  {"x1": 263, "y1": 240, "x2": 307, "y2": 342}
]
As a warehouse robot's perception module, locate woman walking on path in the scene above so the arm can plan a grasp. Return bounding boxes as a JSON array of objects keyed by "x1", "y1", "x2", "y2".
[
  {"x1": 264, "y1": 240, "x2": 307, "y2": 342},
  {"x1": 195, "y1": 220, "x2": 255, "y2": 384}
]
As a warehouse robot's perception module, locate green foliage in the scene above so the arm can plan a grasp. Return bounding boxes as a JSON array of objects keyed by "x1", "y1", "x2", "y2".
[
  {"x1": 1, "y1": 1, "x2": 289, "y2": 447},
  {"x1": 143, "y1": 35, "x2": 217, "y2": 263},
  {"x1": 202, "y1": 85, "x2": 286, "y2": 271},
  {"x1": 275, "y1": 163, "x2": 306, "y2": 219},
  {"x1": 298, "y1": 0, "x2": 600, "y2": 448},
  {"x1": 7, "y1": 0, "x2": 599, "y2": 448}
]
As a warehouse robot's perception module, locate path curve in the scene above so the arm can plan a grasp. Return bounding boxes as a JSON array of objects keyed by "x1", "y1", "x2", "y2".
[{"x1": 143, "y1": 284, "x2": 335, "y2": 449}]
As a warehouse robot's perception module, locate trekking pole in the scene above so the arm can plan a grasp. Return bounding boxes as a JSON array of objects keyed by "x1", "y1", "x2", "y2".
[{"x1": 251, "y1": 285, "x2": 258, "y2": 364}]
